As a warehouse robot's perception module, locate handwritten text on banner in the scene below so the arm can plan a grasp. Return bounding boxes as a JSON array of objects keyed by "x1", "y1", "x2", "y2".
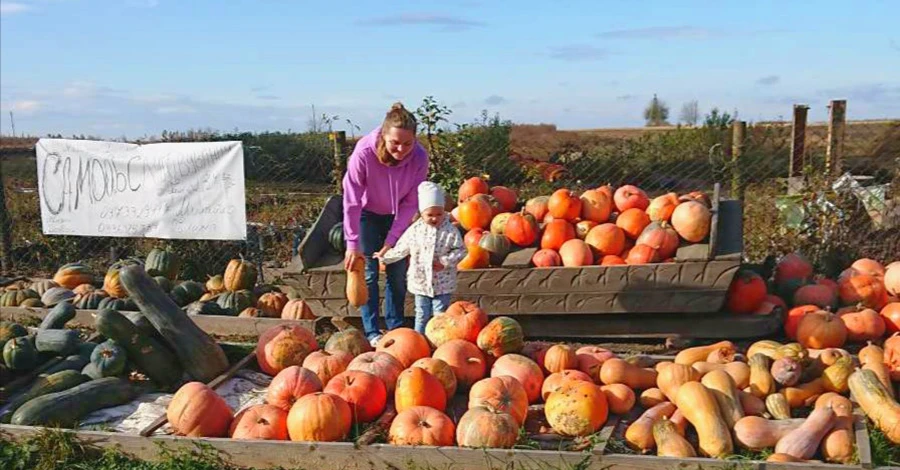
[{"x1": 36, "y1": 139, "x2": 247, "y2": 240}]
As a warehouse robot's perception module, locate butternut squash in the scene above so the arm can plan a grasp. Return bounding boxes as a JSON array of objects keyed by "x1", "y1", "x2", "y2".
[
  {"x1": 767, "y1": 453, "x2": 806, "y2": 463},
  {"x1": 746, "y1": 340, "x2": 781, "y2": 360},
  {"x1": 783, "y1": 378, "x2": 826, "y2": 408},
  {"x1": 639, "y1": 388, "x2": 668, "y2": 408},
  {"x1": 820, "y1": 414, "x2": 854, "y2": 464},
  {"x1": 700, "y1": 370, "x2": 743, "y2": 428},
  {"x1": 655, "y1": 361, "x2": 673, "y2": 373},
  {"x1": 599, "y1": 358, "x2": 657, "y2": 390},
  {"x1": 657, "y1": 363, "x2": 699, "y2": 403},
  {"x1": 774, "y1": 405, "x2": 836, "y2": 460},
  {"x1": 652, "y1": 417, "x2": 696, "y2": 458},
  {"x1": 737, "y1": 390, "x2": 766, "y2": 416},
  {"x1": 748, "y1": 353, "x2": 776, "y2": 398},
  {"x1": 859, "y1": 342, "x2": 894, "y2": 397},
  {"x1": 848, "y1": 368, "x2": 900, "y2": 444},
  {"x1": 675, "y1": 381, "x2": 733, "y2": 458},
  {"x1": 733, "y1": 416, "x2": 805, "y2": 450},
  {"x1": 706, "y1": 345, "x2": 736, "y2": 364},
  {"x1": 765, "y1": 393, "x2": 791, "y2": 420},
  {"x1": 814, "y1": 392, "x2": 852, "y2": 417},
  {"x1": 808, "y1": 347, "x2": 851, "y2": 366},
  {"x1": 346, "y1": 257, "x2": 368, "y2": 307},
  {"x1": 624, "y1": 402, "x2": 676, "y2": 452},
  {"x1": 670, "y1": 409, "x2": 688, "y2": 436},
  {"x1": 691, "y1": 361, "x2": 750, "y2": 389},
  {"x1": 859, "y1": 341, "x2": 883, "y2": 366},
  {"x1": 821, "y1": 356, "x2": 852, "y2": 393},
  {"x1": 674, "y1": 341, "x2": 736, "y2": 365}
]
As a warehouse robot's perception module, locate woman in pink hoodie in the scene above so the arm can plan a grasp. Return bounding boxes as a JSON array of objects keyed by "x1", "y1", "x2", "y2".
[{"x1": 342, "y1": 103, "x2": 429, "y2": 346}]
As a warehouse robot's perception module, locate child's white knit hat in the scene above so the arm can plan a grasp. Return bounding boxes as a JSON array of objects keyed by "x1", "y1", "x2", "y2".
[{"x1": 418, "y1": 181, "x2": 445, "y2": 212}]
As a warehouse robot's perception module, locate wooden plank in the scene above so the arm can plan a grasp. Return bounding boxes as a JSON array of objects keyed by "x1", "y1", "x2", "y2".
[
  {"x1": 854, "y1": 408, "x2": 873, "y2": 469},
  {"x1": 826, "y1": 100, "x2": 847, "y2": 177},
  {"x1": 707, "y1": 182, "x2": 721, "y2": 261},
  {"x1": 788, "y1": 104, "x2": 809, "y2": 195},
  {"x1": 293, "y1": 194, "x2": 341, "y2": 272},
  {"x1": 502, "y1": 247, "x2": 536, "y2": 268}
]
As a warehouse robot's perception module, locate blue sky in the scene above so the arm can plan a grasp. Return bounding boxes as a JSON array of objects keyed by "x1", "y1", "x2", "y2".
[{"x1": 1, "y1": 0, "x2": 898, "y2": 138}]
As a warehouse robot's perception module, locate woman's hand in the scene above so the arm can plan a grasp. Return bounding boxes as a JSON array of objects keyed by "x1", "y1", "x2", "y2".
[
  {"x1": 374, "y1": 244, "x2": 392, "y2": 259},
  {"x1": 344, "y1": 250, "x2": 363, "y2": 270}
]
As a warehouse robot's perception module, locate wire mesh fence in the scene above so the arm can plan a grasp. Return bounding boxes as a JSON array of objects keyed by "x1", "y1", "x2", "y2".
[{"x1": 0, "y1": 100, "x2": 897, "y2": 281}]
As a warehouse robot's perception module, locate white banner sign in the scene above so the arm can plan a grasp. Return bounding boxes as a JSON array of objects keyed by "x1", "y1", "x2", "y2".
[{"x1": 36, "y1": 139, "x2": 247, "y2": 240}]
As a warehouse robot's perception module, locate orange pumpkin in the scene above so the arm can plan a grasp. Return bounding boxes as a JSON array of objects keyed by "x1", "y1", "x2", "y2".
[
  {"x1": 881, "y1": 302, "x2": 900, "y2": 334},
  {"x1": 376, "y1": 327, "x2": 431, "y2": 368},
  {"x1": 456, "y1": 406, "x2": 519, "y2": 448},
  {"x1": 580, "y1": 189, "x2": 613, "y2": 223},
  {"x1": 532, "y1": 249, "x2": 562, "y2": 267},
  {"x1": 616, "y1": 208, "x2": 651, "y2": 240},
  {"x1": 229, "y1": 404, "x2": 289, "y2": 440},
  {"x1": 457, "y1": 197, "x2": 493, "y2": 231},
  {"x1": 884, "y1": 333, "x2": 900, "y2": 381},
  {"x1": 636, "y1": 222, "x2": 679, "y2": 260},
  {"x1": 505, "y1": 211, "x2": 539, "y2": 247},
  {"x1": 600, "y1": 383, "x2": 637, "y2": 415},
  {"x1": 257, "y1": 325, "x2": 319, "y2": 376},
  {"x1": 585, "y1": 223, "x2": 626, "y2": 257},
  {"x1": 72, "y1": 283, "x2": 96, "y2": 296},
  {"x1": 544, "y1": 344, "x2": 578, "y2": 373},
  {"x1": 490, "y1": 186, "x2": 518, "y2": 212},
  {"x1": 412, "y1": 357, "x2": 458, "y2": 400},
  {"x1": 52, "y1": 263, "x2": 94, "y2": 289},
  {"x1": 395, "y1": 367, "x2": 447, "y2": 413},
  {"x1": 281, "y1": 299, "x2": 316, "y2": 320},
  {"x1": 524, "y1": 196, "x2": 550, "y2": 222},
  {"x1": 286, "y1": 392, "x2": 352, "y2": 442},
  {"x1": 463, "y1": 227, "x2": 487, "y2": 248},
  {"x1": 432, "y1": 339, "x2": 487, "y2": 390},
  {"x1": 679, "y1": 190, "x2": 711, "y2": 208},
  {"x1": 548, "y1": 189, "x2": 582, "y2": 222},
  {"x1": 797, "y1": 311, "x2": 848, "y2": 349},
  {"x1": 458, "y1": 245, "x2": 490, "y2": 270},
  {"x1": 491, "y1": 353, "x2": 544, "y2": 404},
  {"x1": 389, "y1": 406, "x2": 456, "y2": 446},
  {"x1": 596, "y1": 184, "x2": 614, "y2": 200},
  {"x1": 600, "y1": 255, "x2": 626, "y2": 266},
  {"x1": 793, "y1": 284, "x2": 837, "y2": 310},
  {"x1": 885, "y1": 262, "x2": 900, "y2": 296},
  {"x1": 614, "y1": 185, "x2": 649, "y2": 212},
  {"x1": 302, "y1": 350, "x2": 353, "y2": 385},
  {"x1": 458, "y1": 177, "x2": 489, "y2": 204},
  {"x1": 167, "y1": 382, "x2": 233, "y2": 437},
  {"x1": 266, "y1": 365, "x2": 323, "y2": 411},
  {"x1": 838, "y1": 268, "x2": 886, "y2": 308},
  {"x1": 523, "y1": 341, "x2": 553, "y2": 375},
  {"x1": 647, "y1": 192, "x2": 680, "y2": 222},
  {"x1": 785, "y1": 304, "x2": 819, "y2": 340},
  {"x1": 545, "y1": 381, "x2": 608, "y2": 436},
  {"x1": 851, "y1": 258, "x2": 885, "y2": 278},
  {"x1": 670, "y1": 200, "x2": 711, "y2": 243},
  {"x1": 476, "y1": 316, "x2": 525, "y2": 358},
  {"x1": 346, "y1": 351, "x2": 404, "y2": 395},
  {"x1": 542, "y1": 369, "x2": 593, "y2": 401},
  {"x1": 575, "y1": 220, "x2": 598, "y2": 239},
  {"x1": 775, "y1": 253, "x2": 814, "y2": 285},
  {"x1": 559, "y1": 239, "x2": 594, "y2": 267},
  {"x1": 324, "y1": 370, "x2": 387, "y2": 423},
  {"x1": 541, "y1": 219, "x2": 576, "y2": 251},
  {"x1": 575, "y1": 346, "x2": 616, "y2": 381},
  {"x1": 425, "y1": 300, "x2": 487, "y2": 346},
  {"x1": 469, "y1": 376, "x2": 528, "y2": 425},
  {"x1": 838, "y1": 307, "x2": 886, "y2": 342},
  {"x1": 257, "y1": 291, "x2": 288, "y2": 317},
  {"x1": 625, "y1": 244, "x2": 659, "y2": 265},
  {"x1": 726, "y1": 270, "x2": 767, "y2": 314}
]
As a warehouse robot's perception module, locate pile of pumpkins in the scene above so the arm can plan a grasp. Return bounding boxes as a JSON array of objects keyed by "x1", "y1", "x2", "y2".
[
  {"x1": 0, "y1": 248, "x2": 315, "y2": 320},
  {"x1": 446, "y1": 177, "x2": 713, "y2": 269},
  {"x1": 161, "y1": 302, "x2": 900, "y2": 461}
]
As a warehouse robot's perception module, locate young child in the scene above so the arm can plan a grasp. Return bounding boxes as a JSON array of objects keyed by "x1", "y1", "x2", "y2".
[{"x1": 376, "y1": 181, "x2": 467, "y2": 334}]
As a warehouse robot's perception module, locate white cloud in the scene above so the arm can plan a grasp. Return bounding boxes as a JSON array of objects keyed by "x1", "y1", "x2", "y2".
[
  {"x1": 155, "y1": 105, "x2": 197, "y2": 114},
  {"x1": 0, "y1": 2, "x2": 30, "y2": 16},
  {"x1": 11, "y1": 100, "x2": 41, "y2": 113}
]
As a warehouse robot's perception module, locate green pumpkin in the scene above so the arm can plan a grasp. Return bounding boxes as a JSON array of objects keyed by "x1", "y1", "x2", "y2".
[
  {"x1": 478, "y1": 233, "x2": 511, "y2": 266},
  {"x1": 145, "y1": 247, "x2": 181, "y2": 280},
  {"x1": 185, "y1": 301, "x2": 230, "y2": 316},
  {"x1": 20, "y1": 298, "x2": 44, "y2": 308},
  {"x1": 97, "y1": 297, "x2": 138, "y2": 311},
  {"x1": 153, "y1": 276, "x2": 173, "y2": 293},
  {"x1": 4, "y1": 336, "x2": 39, "y2": 370},
  {"x1": 1, "y1": 289, "x2": 41, "y2": 307},
  {"x1": 216, "y1": 290, "x2": 253, "y2": 315},
  {"x1": 74, "y1": 291, "x2": 109, "y2": 310},
  {"x1": 329, "y1": 222, "x2": 345, "y2": 253},
  {"x1": 90, "y1": 340, "x2": 127, "y2": 377},
  {"x1": 1, "y1": 321, "x2": 28, "y2": 345},
  {"x1": 41, "y1": 287, "x2": 75, "y2": 307},
  {"x1": 170, "y1": 281, "x2": 206, "y2": 307},
  {"x1": 29, "y1": 280, "x2": 59, "y2": 296}
]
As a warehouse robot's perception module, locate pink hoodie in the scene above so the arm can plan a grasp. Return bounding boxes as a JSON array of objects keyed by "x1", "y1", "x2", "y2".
[{"x1": 342, "y1": 127, "x2": 429, "y2": 252}]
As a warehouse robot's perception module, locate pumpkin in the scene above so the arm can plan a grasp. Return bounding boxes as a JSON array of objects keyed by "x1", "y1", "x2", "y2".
[
  {"x1": 653, "y1": 417, "x2": 696, "y2": 458},
  {"x1": 797, "y1": 311, "x2": 847, "y2": 349},
  {"x1": 425, "y1": 301, "x2": 487, "y2": 346},
  {"x1": 389, "y1": 406, "x2": 455, "y2": 446},
  {"x1": 733, "y1": 416, "x2": 805, "y2": 451},
  {"x1": 324, "y1": 370, "x2": 387, "y2": 423},
  {"x1": 815, "y1": 392, "x2": 853, "y2": 417},
  {"x1": 674, "y1": 340, "x2": 736, "y2": 365},
  {"x1": 266, "y1": 366, "x2": 322, "y2": 411},
  {"x1": 657, "y1": 363, "x2": 700, "y2": 403},
  {"x1": 477, "y1": 316, "x2": 524, "y2": 358},
  {"x1": 794, "y1": 284, "x2": 837, "y2": 310},
  {"x1": 281, "y1": 299, "x2": 316, "y2": 320},
  {"x1": 765, "y1": 393, "x2": 791, "y2": 421},
  {"x1": 738, "y1": 390, "x2": 767, "y2": 416},
  {"x1": 477, "y1": 233, "x2": 511, "y2": 266},
  {"x1": 691, "y1": 361, "x2": 751, "y2": 389},
  {"x1": 838, "y1": 268, "x2": 886, "y2": 308},
  {"x1": 375, "y1": 327, "x2": 430, "y2": 368},
  {"x1": 580, "y1": 189, "x2": 612, "y2": 223},
  {"x1": 675, "y1": 381, "x2": 733, "y2": 458},
  {"x1": 457, "y1": 197, "x2": 493, "y2": 231},
  {"x1": 774, "y1": 405, "x2": 837, "y2": 460},
  {"x1": 748, "y1": 353, "x2": 777, "y2": 398},
  {"x1": 625, "y1": 244, "x2": 659, "y2": 265},
  {"x1": 670, "y1": 200, "x2": 711, "y2": 243},
  {"x1": 204, "y1": 275, "x2": 226, "y2": 295},
  {"x1": 458, "y1": 245, "x2": 490, "y2": 270},
  {"x1": 848, "y1": 368, "x2": 900, "y2": 444},
  {"x1": 775, "y1": 253, "x2": 814, "y2": 285},
  {"x1": 600, "y1": 255, "x2": 626, "y2": 266},
  {"x1": 102, "y1": 259, "x2": 143, "y2": 299},
  {"x1": 169, "y1": 280, "x2": 206, "y2": 307},
  {"x1": 217, "y1": 290, "x2": 253, "y2": 315},
  {"x1": 52, "y1": 262, "x2": 94, "y2": 289},
  {"x1": 542, "y1": 369, "x2": 593, "y2": 401},
  {"x1": 469, "y1": 376, "x2": 528, "y2": 425},
  {"x1": 3, "y1": 336, "x2": 38, "y2": 370},
  {"x1": 885, "y1": 262, "x2": 900, "y2": 296},
  {"x1": 489, "y1": 186, "x2": 517, "y2": 212},
  {"x1": 286, "y1": 392, "x2": 352, "y2": 442},
  {"x1": 463, "y1": 227, "x2": 486, "y2": 248},
  {"x1": 29, "y1": 280, "x2": 58, "y2": 296},
  {"x1": 0, "y1": 321, "x2": 27, "y2": 345},
  {"x1": 0, "y1": 288, "x2": 40, "y2": 307},
  {"x1": 599, "y1": 358, "x2": 657, "y2": 390},
  {"x1": 722, "y1": 270, "x2": 766, "y2": 314},
  {"x1": 701, "y1": 369, "x2": 744, "y2": 428},
  {"x1": 167, "y1": 382, "x2": 233, "y2": 437},
  {"x1": 395, "y1": 367, "x2": 446, "y2": 413},
  {"x1": 613, "y1": 185, "x2": 649, "y2": 212},
  {"x1": 523, "y1": 341, "x2": 552, "y2": 375},
  {"x1": 616, "y1": 208, "x2": 651, "y2": 241},
  {"x1": 574, "y1": 220, "x2": 597, "y2": 239},
  {"x1": 838, "y1": 306, "x2": 885, "y2": 342},
  {"x1": 432, "y1": 339, "x2": 486, "y2": 390},
  {"x1": 346, "y1": 351, "x2": 403, "y2": 395},
  {"x1": 458, "y1": 177, "x2": 489, "y2": 204},
  {"x1": 785, "y1": 305, "x2": 819, "y2": 340},
  {"x1": 327, "y1": 222, "x2": 346, "y2": 253},
  {"x1": 145, "y1": 247, "x2": 181, "y2": 280},
  {"x1": 412, "y1": 357, "x2": 457, "y2": 400},
  {"x1": 72, "y1": 283, "x2": 95, "y2": 296},
  {"x1": 256, "y1": 324, "x2": 319, "y2": 376},
  {"x1": 851, "y1": 258, "x2": 885, "y2": 277},
  {"x1": 345, "y1": 256, "x2": 368, "y2": 307},
  {"x1": 885, "y1": 333, "x2": 900, "y2": 381},
  {"x1": 647, "y1": 192, "x2": 680, "y2": 222},
  {"x1": 543, "y1": 344, "x2": 578, "y2": 374},
  {"x1": 881, "y1": 302, "x2": 900, "y2": 334},
  {"x1": 524, "y1": 196, "x2": 550, "y2": 222},
  {"x1": 302, "y1": 350, "x2": 353, "y2": 386},
  {"x1": 548, "y1": 189, "x2": 582, "y2": 221},
  {"x1": 771, "y1": 357, "x2": 802, "y2": 387},
  {"x1": 456, "y1": 406, "x2": 519, "y2": 448},
  {"x1": 491, "y1": 353, "x2": 544, "y2": 404},
  {"x1": 783, "y1": 378, "x2": 827, "y2": 408},
  {"x1": 558, "y1": 239, "x2": 593, "y2": 267},
  {"x1": 625, "y1": 402, "x2": 677, "y2": 452},
  {"x1": 541, "y1": 219, "x2": 575, "y2": 251},
  {"x1": 635, "y1": 222, "x2": 679, "y2": 260},
  {"x1": 229, "y1": 404, "x2": 289, "y2": 440},
  {"x1": 585, "y1": 223, "x2": 626, "y2": 257},
  {"x1": 822, "y1": 356, "x2": 853, "y2": 393},
  {"x1": 489, "y1": 212, "x2": 512, "y2": 235},
  {"x1": 531, "y1": 249, "x2": 562, "y2": 268},
  {"x1": 639, "y1": 388, "x2": 667, "y2": 408},
  {"x1": 600, "y1": 383, "x2": 636, "y2": 415},
  {"x1": 545, "y1": 380, "x2": 608, "y2": 436},
  {"x1": 504, "y1": 211, "x2": 539, "y2": 247},
  {"x1": 256, "y1": 292, "x2": 288, "y2": 317}
]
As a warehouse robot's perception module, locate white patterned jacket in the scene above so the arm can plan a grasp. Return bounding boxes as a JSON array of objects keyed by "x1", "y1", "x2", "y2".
[{"x1": 379, "y1": 217, "x2": 467, "y2": 297}]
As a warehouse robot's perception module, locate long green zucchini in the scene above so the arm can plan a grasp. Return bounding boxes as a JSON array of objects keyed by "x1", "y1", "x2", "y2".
[
  {"x1": 10, "y1": 377, "x2": 137, "y2": 427},
  {"x1": 93, "y1": 308, "x2": 183, "y2": 390},
  {"x1": 41, "y1": 353, "x2": 90, "y2": 376},
  {"x1": 119, "y1": 265, "x2": 228, "y2": 382},
  {"x1": 35, "y1": 329, "x2": 81, "y2": 355},
  {"x1": 0, "y1": 370, "x2": 89, "y2": 423},
  {"x1": 39, "y1": 302, "x2": 76, "y2": 329}
]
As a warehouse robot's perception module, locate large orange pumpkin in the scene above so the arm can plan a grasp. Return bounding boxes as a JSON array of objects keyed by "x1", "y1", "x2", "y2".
[
  {"x1": 505, "y1": 211, "x2": 539, "y2": 247},
  {"x1": 469, "y1": 376, "x2": 528, "y2": 425},
  {"x1": 426, "y1": 300, "x2": 487, "y2": 345},
  {"x1": 458, "y1": 245, "x2": 490, "y2": 270},
  {"x1": 542, "y1": 369, "x2": 593, "y2": 401},
  {"x1": 575, "y1": 220, "x2": 598, "y2": 239},
  {"x1": 286, "y1": 392, "x2": 352, "y2": 442},
  {"x1": 545, "y1": 381, "x2": 608, "y2": 436},
  {"x1": 457, "y1": 197, "x2": 493, "y2": 231},
  {"x1": 600, "y1": 255, "x2": 626, "y2": 266},
  {"x1": 775, "y1": 253, "x2": 814, "y2": 285},
  {"x1": 432, "y1": 339, "x2": 487, "y2": 390},
  {"x1": 838, "y1": 269, "x2": 886, "y2": 308},
  {"x1": 785, "y1": 304, "x2": 820, "y2": 340},
  {"x1": 302, "y1": 350, "x2": 353, "y2": 385},
  {"x1": 613, "y1": 185, "x2": 649, "y2": 212},
  {"x1": 796, "y1": 311, "x2": 848, "y2": 349},
  {"x1": 625, "y1": 244, "x2": 659, "y2": 265},
  {"x1": 616, "y1": 208, "x2": 651, "y2": 240},
  {"x1": 596, "y1": 184, "x2": 614, "y2": 200},
  {"x1": 458, "y1": 177, "x2": 489, "y2": 204},
  {"x1": 490, "y1": 186, "x2": 518, "y2": 212},
  {"x1": 266, "y1": 366, "x2": 323, "y2": 411},
  {"x1": 881, "y1": 302, "x2": 900, "y2": 334},
  {"x1": 636, "y1": 222, "x2": 679, "y2": 260},
  {"x1": 395, "y1": 367, "x2": 447, "y2": 413},
  {"x1": 559, "y1": 239, "x2": 594, "y2": 267},
  {"x1": 838, "y1": 307, "x2": 886, "y2": 342},
  {"x1": 257, "y1": 325, "x2": 319, "y2": 376},
  {"x1": 463, "y1": 227, "x2": 487, "y2": 248},
  {"x1": 52, "y1": 263, "x2": 94, "y2": 289},
  {"x1": 585, "y1": 223, "x2": 626, "y2": 257},
  {"x1": 726, "y1": 270, "x2": 767, "y2": 314},
  {"x1": 532, "y1": 249, "x2": 562, "y2": 268},
  {"x1": 524, "y1": 196, "x2": 550, "y2": 222},
  {"x1": 346, "y1": 351, "x2": 404, "y2": 395},
  {"x1": 544, "y1": 344, "x2": 578, "y2": 374},
  {"x1": 456, "y1": 406, "x2": 519, "y2": 448},
  {"x1": 793, "y1": 284, "x2": 837, "y2": 310},
  {"x1": 851, "y1": 258, "x2": 885, "y2": 278},
  {"x1": 679, "y1": 190, "x2": 711, "y2": 208},
  {"x1": 476, "y1": 316, "x2": 525, "y2": 358},
  {"x1": 412, "y1": 357, "x2": 458, "y2": 400},
  {"x1": 257, "y1": 292, "x2": 289, "y2": 317},
  {"x1": 523, "y1": 341, "x2": 553, "y2": 375},
  {"x1": 491, "y1": 353, "x2": 544, "y2": 404},
  {"x1": 647, "y1": 192, "x2": 680, "y2": 222},
  {"x1": 229, "y1": 404, "x2": 289, "y2": 440},
  {"x1": 580, "y1": 189, "x2": 613, "y2": 223},
  {"x1": 167, "y1": 382, "x2": 233, "y2": 437},
  {"x1": 670, "y1": 200, "x2": 711, "y2": 243},
  {"x1": 548, "y1": 189, "x2": 582, "y2": 222},
  {"x1": 575, "y1": 346, "x2": 616, "y2": 382},
  {"x1": 324, "y1": 370, "x2": 387, "y2": 423},
  {"x1": 885, "y1": 262, "x2": 900, "y2": 296},
  {"x1": 281, "y1": 299, "x2": 316, "y2": 320},
  {"x1": 376, "y1": 327, "x2": 431, "y2": 368},
  {"x1": 389, "y1": 406, "x2": 456, "y2": 446},
  {"x1": 541, "y1": 219, "x2": 576, "y2": 251}
]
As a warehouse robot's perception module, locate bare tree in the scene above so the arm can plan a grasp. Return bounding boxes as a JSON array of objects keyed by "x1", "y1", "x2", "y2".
[{"x1": 679, "y1": 100, "x2": 699, "y2": 127}]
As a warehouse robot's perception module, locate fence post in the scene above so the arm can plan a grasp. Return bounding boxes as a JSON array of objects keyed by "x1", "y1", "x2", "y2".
[
  {"x1": 731, "y1": 120, "x2": 746, "y2": 200},
  {"x1": 826, "y1": 99, "x2": 847, "y2": 178},
  {"x1": 788, "y1": 104, "x2": 809, "y2": 195},
  {"x1": 0, "y1": 156, "x2": 11, "y2": 274},
  {"x1": 330, "y1": 131, "x2": 347, "y2": 193}
]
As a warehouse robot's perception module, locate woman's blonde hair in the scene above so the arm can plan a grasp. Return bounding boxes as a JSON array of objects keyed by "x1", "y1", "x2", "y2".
[{"x1": 376, "y1": 102, "x2": 417, "y2": 166}]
